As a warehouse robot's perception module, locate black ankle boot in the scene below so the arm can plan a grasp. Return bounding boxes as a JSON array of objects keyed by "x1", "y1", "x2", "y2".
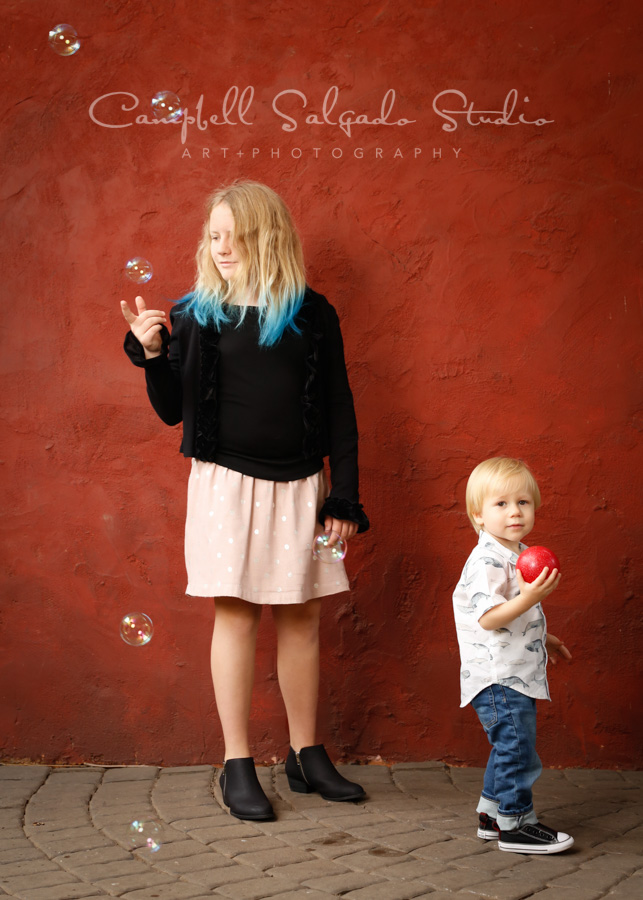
[
  {"x1": 285, "y1": 744, "x2": 365, "y2": 801},
  {"x1": 219, "y1": 757, "x2": 274, "y2": 821}
]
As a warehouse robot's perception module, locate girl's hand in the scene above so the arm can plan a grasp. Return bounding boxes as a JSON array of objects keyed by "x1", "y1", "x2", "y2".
[
  {"x1": 516, "y1": 567, "x2": 561, "y2": 608},
  {"x1": 546, "y1": 633, "x2": 572, "y2": 665},
  {"x1": 323, "y1": 517, "x2": 358, "y2": 547},
  {"x1": 121, "y1": 296, "x2": 167, "y2": 358}
]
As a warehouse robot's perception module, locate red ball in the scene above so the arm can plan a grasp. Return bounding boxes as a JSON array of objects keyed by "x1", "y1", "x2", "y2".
[{"x1": 516, "y1": 546, "x2": 561, "y2": 583}]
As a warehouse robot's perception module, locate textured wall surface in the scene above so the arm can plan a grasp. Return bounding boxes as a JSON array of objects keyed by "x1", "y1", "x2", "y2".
[{"x1": 1, "y1": 0, "x2": 641, "y2": 768}]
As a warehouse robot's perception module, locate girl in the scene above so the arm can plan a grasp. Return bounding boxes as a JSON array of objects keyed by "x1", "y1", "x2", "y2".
[{"x1": 121, "y1": 181, "x2": 369, "y2": 821}]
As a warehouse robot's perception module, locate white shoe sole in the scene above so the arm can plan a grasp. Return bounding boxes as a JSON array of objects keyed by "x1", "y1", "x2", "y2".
[
  {"x1": 499, "y1": 834, "x2": 574, "y2": 854},
  {"x1": 477, "y1": 828, "x2": 499, "y2": 840}
]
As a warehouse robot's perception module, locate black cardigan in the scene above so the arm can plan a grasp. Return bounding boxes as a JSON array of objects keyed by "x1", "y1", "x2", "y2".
[{"x1": 124, "y1": 288, "x2": 369, "y2": 532}]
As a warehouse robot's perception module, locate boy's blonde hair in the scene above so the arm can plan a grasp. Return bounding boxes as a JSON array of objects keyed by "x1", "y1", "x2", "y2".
[{"x1": 466, "y1": 457, "x2": 541, "y2": 533}]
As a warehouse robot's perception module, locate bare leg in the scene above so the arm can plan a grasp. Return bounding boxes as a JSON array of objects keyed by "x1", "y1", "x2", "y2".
[
  {"x1": 272, "y1": 598, "x2": 322, "y2": 751},
  {"x1": 211, "y1": 597, "x2": 262, "y2": 760}
]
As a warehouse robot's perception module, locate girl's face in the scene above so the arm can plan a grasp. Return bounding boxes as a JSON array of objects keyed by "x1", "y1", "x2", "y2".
[{"x1": 209, "y1": 202, "x2": 241, "y2": 281}]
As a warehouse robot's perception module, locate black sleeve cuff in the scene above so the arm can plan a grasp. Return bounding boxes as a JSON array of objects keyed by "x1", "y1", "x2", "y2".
[
  {"x1": 318, "y1": 498, "x2": 370, "y2": 533},
  {"x1": 123, "y1": 326, "x2": 171, "y2": 367}
]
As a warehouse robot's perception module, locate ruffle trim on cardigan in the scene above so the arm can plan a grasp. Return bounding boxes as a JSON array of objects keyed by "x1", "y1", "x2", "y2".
[
  {"x1": 123, "y1": 326, "x2": 171, "y2": 367},
  {"x1": 318, "y1": 497, "x2": 370, "y2": 533},
  {"x1": 195, "y1": 325, "x2": 220, "y2": 463},
  {"x1": 301, "y1": 302, "x2": 323, "y2": 459}
]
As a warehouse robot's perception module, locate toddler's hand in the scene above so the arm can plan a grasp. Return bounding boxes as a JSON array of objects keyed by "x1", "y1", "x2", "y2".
[
  {"x1": 516, "y1": 566, "x2": 561, "y2": 608},
  {"x1": 121, "y1": 296, "x2": 167, "y2": 357},
  {"x1": 546, "y1": 633, "x2": 572, "y2": 665}
]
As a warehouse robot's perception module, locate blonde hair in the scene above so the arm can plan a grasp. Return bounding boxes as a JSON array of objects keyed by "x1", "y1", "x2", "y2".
[
  {"x1": 466, "y1": 457, "x2": 542, "y2": 533},
  {"x1": 184, "y1": 181, "x2": 306, "y2": 345}
]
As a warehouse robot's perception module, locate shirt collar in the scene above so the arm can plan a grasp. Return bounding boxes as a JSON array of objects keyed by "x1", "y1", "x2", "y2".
[{"x1": 478, "y1": 530, "x2": 526, "y2": 565}]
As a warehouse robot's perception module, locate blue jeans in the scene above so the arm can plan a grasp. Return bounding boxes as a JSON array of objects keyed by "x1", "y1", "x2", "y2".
[{"x1": 471, "y1": 684, "x2": 542, "y2": 831}]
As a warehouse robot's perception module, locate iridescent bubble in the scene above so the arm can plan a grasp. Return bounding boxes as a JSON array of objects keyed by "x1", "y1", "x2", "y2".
[
  {"x1": 128, "y1": 819, "x2": 161, "y2": 853},
  {"x1": 48, "y1": 24, "x2": 80, "y2": 56},
  {"x1": 120, "y1": 613, "x2": 154, "y2": 646},
  {"x1": 125, "y1": 258, "x2": 153, "y2": 284},
  {"x1": 151, "y1": 91, "x2": 183, "y2": 122},
  {"x1": 312, "y1": 533, "x2": 347, "y2": 564}
]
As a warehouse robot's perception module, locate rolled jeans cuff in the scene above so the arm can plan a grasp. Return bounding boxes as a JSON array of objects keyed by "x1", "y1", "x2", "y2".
[
  {"x1": 496, "y1": 807, "x2": 538, "y2": 831},
  {"x1": 476, "y1": 795, "x2": 538, "y2": 831},
  {"x1": 476, "y1": 796, "x2": 499, "y2": 818}
]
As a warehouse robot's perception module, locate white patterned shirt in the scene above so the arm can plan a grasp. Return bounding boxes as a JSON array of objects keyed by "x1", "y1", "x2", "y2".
[{"x1": 453, "y1": 530, "x2": 550, "y2": 707}]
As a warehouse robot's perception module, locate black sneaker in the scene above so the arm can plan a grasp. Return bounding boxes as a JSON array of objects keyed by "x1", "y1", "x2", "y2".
[
  {"x1": 498, "y1": 821, "x2": 574, "y2": 854},
  {"x1": 477, "y1": 812, "x2": 499, "y2": 840}
]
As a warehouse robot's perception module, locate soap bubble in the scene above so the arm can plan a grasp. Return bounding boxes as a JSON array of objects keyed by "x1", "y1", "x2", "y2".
[
  {"x1": 151, "y1": 91, "x2": 183, "y2": 122},
  {"x1": 48, "y1": 24, "x2": 80, "y2": 56},
  {"x1": 128, "y1": 819, "x2": 161, "y2": 853},
  {"x1": 125, "y1": 258, "x2": 153, "y2": 284},
  {"x1": 120, "y1": 613, "x2": 153, "y2": 646},
  {"x1": 312, "y1": 533, "x2": 347, "y2": 563}
]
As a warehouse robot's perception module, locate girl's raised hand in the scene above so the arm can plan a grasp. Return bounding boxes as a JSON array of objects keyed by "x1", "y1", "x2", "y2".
[{"x1": 121, "y1": 296, "x2": 167, "y2": 357}]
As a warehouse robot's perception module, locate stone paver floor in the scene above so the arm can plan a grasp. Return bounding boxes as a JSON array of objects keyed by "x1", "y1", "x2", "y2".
[{"x1": 1, "y1": 762, "x2": 641, "y2": 900}]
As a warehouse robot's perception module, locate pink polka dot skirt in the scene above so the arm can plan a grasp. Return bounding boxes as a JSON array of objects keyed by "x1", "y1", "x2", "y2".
[{"x1": 185, "y1": 461, "x2": 349, "y2": 604}]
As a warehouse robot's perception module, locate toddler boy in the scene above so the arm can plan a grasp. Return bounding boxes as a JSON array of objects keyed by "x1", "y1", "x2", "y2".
[{"x1": 453, "y1": 457, "x2": 574, "y2": 854}]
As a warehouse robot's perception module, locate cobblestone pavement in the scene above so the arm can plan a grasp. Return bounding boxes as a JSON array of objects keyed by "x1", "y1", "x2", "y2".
[{"x1": 1, "y1": 762, "x2": 641, "y2": 900}]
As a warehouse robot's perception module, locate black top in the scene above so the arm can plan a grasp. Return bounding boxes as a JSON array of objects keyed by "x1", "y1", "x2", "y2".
[
  {"x1": 215, "y1": 307, "x2": 309, "y2": 477},
  {"x1": 124, "y1": 288, "x2": 369, "y2": 532}
]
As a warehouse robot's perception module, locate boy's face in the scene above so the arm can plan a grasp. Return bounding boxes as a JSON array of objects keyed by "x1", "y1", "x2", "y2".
[{"x1": 473, "y1": 479, "x2": 536, "y2": 552}]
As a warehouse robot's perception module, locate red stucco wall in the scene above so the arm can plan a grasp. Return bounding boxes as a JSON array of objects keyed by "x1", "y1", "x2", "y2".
[{"x1": 1, "y1": 0, "x2": 641, "y2": 769}]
